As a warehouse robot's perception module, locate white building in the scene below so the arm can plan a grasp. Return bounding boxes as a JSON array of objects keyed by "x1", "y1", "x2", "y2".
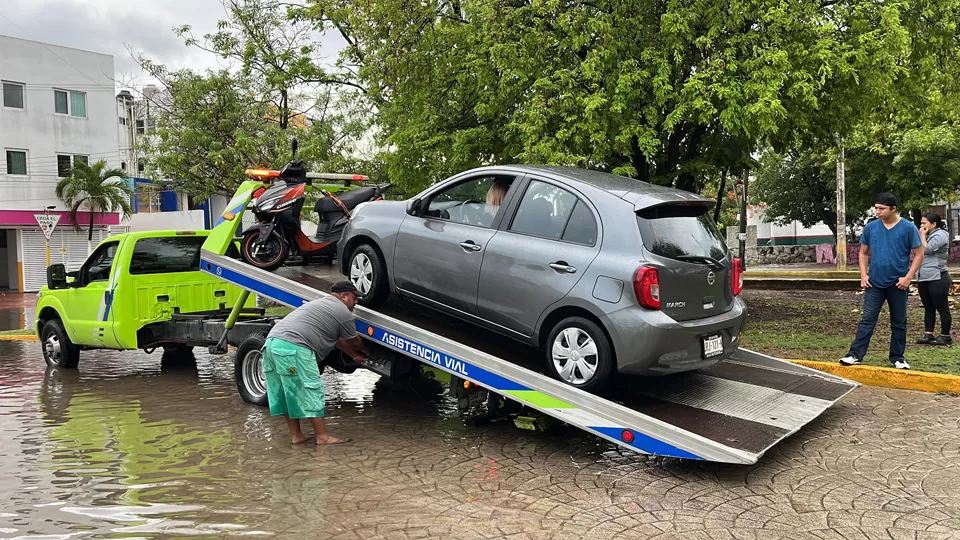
[{"x1": 0, "y1": 34, "x2": 125, "y2": 292}]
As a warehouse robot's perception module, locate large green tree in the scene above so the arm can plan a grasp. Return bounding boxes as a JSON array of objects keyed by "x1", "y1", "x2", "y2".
[
  {"x1": 134, "y1": 0, "x2": 375, "y2": 199},
  {"x1": 303, "y1": 0, "x2": 946, "y2": 194}
]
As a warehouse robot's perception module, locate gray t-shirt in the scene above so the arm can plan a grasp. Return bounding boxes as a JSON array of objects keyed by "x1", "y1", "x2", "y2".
[{"x1": 267, "y1": 295, "x2": 359, "y2": 359}]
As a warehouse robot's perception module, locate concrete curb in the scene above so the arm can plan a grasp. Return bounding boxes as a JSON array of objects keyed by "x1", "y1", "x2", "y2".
[
  {"x1": 0, "y1": 334, "x2": 38, "y2": 341},
  {"x1": 2, "y1": 333, "x2": 956, "y2": 394},
  {"x1": 788, "y1": 359, "x2": 960, "y2": 394}
]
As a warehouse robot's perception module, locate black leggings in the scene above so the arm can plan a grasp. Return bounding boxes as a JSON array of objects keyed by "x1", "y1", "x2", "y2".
[{"x1": 918, "y1": 272, "x2": 952, "y2": 335}]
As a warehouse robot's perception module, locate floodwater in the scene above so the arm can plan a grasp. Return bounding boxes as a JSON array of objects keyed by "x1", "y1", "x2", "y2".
[
  {"x1": 0, "y1": 294, "x2": 35, "y2": 332},
  {"x1": 2, "y1": 341, "x2": 960, "y2": 539}
]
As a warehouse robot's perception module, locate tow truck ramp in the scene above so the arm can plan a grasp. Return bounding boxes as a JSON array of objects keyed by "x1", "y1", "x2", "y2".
[{"x1": 200, "y1": 249, "x2": 859, "y2": 465}]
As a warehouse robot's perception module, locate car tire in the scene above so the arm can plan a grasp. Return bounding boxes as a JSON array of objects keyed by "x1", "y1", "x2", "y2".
[
  {"x1": 40, "y1": 319, "x2": 80, "y2": 369},
  {"x1": 235, "y1": 333, "x2": 268, "y2": 406},
  {"x1": 544, "y1": 317, "x2": 614, "y2": 393},
  {"x1": 348, "y1": 244, "x2": 389, "y2": 308}
]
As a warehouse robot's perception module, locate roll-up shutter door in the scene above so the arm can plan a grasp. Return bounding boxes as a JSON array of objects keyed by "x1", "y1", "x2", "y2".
[{"x1": 20, "y1": 227, "x2": 115, "y2": 292}]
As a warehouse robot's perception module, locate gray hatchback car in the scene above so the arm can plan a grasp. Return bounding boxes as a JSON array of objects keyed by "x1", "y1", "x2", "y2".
[{"x1": 337, "y1": 165, "x2": 748, "y2": 392}]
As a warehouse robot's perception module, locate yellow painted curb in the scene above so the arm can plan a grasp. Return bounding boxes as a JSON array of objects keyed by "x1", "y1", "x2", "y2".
[
  {"x1": 788, "y1": 359, "x2": 960, "y2": 394},
  {"x1": 0, "y1": 334, "x2": 38, "y2": 341}
]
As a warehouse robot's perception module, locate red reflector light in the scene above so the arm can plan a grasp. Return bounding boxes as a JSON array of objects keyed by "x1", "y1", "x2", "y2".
[
  {"x1": 633, "y1": 266, "x2": 660, "y2": 310},
  {"x1": 252, "y1": 187, "x2": 266, "y2": 199},
  {"x1": 621, "y1": 429, "x2": 635, "y2": 443},
  {"x1": 732, "y1": 257, "x2": 744, "y2": 295}
]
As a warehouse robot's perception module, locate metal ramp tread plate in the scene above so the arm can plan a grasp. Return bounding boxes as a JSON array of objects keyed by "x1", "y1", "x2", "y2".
[{"x1": 199, "y1": 250, "x2": 859, "y2": 465}]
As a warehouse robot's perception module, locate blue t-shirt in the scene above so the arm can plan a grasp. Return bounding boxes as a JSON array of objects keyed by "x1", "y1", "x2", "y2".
[{"x1": 860, "y1": 218, "x2": 922, "y2": 288}]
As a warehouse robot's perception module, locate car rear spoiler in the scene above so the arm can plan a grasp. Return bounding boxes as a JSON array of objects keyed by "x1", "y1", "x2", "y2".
[{"x1": 630, "y1": 192, "x2": 716, "y2": 213}]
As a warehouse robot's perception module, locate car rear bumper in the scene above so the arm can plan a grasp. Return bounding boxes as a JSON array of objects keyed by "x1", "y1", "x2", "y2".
[{"x1": 608, "y1": 298, "x2": 748, "y2": 376}]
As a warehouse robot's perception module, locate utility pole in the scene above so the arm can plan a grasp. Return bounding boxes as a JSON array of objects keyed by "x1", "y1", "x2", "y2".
[
  {"x1": 738, "y1": 169, "x2": 749, "y2": 269},
  {"x1": 836, "y1": 141, "x2": 846, "y2": 271}
]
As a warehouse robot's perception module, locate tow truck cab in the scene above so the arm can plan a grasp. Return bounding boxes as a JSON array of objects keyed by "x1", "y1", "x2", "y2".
[{"x1": 36, "y1": 230, "x2": 253, "y2": 353}]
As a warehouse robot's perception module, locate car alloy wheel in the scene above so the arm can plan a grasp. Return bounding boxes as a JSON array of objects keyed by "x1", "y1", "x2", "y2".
[
  {"x1": 551, "y1": 327, "x2": 599, "y2": 385},
  {"x1": 349, "y1": 252, "x2": 373, "y2": 295}
]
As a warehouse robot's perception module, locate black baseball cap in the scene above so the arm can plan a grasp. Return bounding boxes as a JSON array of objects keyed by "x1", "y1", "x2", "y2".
[{"x1": 331, "y1": 281, "x2": 360, "y2": 295}]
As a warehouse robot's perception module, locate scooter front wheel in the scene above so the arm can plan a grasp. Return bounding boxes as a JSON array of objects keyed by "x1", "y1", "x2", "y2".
[{"x1": 241, "y1": 229, "x2": 289, "y2": 271}]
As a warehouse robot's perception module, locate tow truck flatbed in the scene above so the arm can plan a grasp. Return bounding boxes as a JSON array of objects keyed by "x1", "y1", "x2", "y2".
[{"x1": 198, "y1": 177, "x2": 859, "y2": 465}]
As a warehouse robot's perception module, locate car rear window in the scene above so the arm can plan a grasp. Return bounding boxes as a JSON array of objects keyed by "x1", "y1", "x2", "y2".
[
  {"x1": 129, "y1": 236, "x2": 207, "y2": 275},
  {"x1": 636, "y1": 205, "x2": 727, "y2": 261}
]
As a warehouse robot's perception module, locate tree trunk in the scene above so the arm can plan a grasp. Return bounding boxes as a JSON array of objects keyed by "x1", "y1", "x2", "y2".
[
  {"x1": 88, "y1": 209, "x2": 95, "y2": 242},
  {"x1": 713, "y1": 175, "x2": 726, "y2": 224}
]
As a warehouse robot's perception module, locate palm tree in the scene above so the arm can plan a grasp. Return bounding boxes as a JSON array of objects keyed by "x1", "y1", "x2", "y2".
[{"x1": 55, "y1": 160, "x2": 134, "y2": 252}]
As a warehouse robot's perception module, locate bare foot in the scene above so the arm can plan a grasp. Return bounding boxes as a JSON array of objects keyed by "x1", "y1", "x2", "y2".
[
  {"x1": 291, "y1": 434, "x2": 310, "y2": 445},
  {"x1": 315, "y1": 435, "x2": 351, "y2": 445}
]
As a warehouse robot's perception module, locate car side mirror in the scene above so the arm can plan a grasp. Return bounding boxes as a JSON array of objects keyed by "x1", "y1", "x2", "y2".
[
  {"x1": 406, "y1": 198, "x2": 422, "y2": 216},
  {"x1": 46, "y1": 264, "x2": 68, "y2": 290}
]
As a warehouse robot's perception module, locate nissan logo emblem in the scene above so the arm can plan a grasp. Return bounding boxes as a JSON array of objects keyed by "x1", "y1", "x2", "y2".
[{"x1": 706, "y1": 271, "x2": 716, "y2": 285}]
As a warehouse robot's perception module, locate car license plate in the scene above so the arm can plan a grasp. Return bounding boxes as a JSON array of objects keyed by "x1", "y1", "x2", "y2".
[{"x1": 703, "y1": 334, "x2": 723, "y2": 358}]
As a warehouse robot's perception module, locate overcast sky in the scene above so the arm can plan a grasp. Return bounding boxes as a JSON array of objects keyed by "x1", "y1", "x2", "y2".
[{"x1": 0, "y1": 0, "x2": 345, "y2": 91}]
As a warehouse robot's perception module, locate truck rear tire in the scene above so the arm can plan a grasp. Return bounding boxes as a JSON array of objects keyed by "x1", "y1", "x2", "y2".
[
  {"x1": 235, "y1": 333, "x2": 268, "y2": 406},
  {"x1": 41, "y1": 319, "x2": 80, "y2": 369}
]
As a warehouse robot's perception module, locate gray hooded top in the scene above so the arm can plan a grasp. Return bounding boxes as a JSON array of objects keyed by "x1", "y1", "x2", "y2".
[{"x1": 918, "y1": 227, "x2": 950, "y2": 282}]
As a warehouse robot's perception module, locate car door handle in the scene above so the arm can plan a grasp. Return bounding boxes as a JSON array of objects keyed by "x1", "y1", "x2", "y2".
[
  {"x1": 459, "y1": 241, "x2": 482, "y2": 252},
  {"x1": 549, "y1": 262, "x2": 577, "y2": 274}
]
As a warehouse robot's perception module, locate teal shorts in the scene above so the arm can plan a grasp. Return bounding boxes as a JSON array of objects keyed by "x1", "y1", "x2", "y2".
[{"x1": 262, "y1": 337, "x2": 325, "y2": 419}]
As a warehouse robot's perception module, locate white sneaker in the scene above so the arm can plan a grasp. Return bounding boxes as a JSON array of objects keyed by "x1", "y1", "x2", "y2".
[
  {"x1": 893, "y1": 360, "x2": 910, "y2": 369},
  {"x1": 839, "y1": 355, "x2": 862, "y2": 366}
]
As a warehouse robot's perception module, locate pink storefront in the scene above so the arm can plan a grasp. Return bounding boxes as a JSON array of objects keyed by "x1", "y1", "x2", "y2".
[{"x1": 0, "y1": 210, "x2": 123, "y2": 292}]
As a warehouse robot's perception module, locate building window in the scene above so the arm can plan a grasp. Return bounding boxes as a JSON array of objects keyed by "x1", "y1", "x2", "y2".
[
  {"x1": 54, "y1": 89, "x2": 87, "y2": 117},
  {"x1": 2, "y1": 81, "x2": 24, "y2": 109},
  {"x1": 57, "y1": 154, "x2": 90, "y2": 177},
  {"x1": 57, "y1": 155, "x2": 72, "y2": 177},
  {"x1": 54, "y1": 90, "x2": 68, "y2": 114},
  {"x1": 5, "y1": 150, "x2": 27, "y2": 175},
  {"x1": 119, "y1": 117, "x2": 126, "y2": 125}
]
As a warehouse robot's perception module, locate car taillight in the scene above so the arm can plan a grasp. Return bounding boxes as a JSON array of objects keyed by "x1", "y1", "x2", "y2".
[
  {"x1": 633, "y1": 266, "x2": 660, "y2": 310},
  {"x1": 732, "y1": 257, "x2": 744, "y2": 295}
]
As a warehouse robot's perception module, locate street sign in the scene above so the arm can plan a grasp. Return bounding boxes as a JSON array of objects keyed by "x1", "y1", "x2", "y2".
[
  {"x1": 736, "y1": 232, "x2": 748, "y2": 241},
  {"x1": 34, "y1": 214, "x2": 61, "y2": 240}
]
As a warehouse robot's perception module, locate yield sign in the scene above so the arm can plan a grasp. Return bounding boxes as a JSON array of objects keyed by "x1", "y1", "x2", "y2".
[{"x1": 34, "y1": 214, "x2": 61, "y2": 240}]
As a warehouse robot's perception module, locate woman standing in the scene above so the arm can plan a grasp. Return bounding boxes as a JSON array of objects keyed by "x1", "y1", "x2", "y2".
[{"x1": 917, "y1": 213, "x2": 953, "y2": 346}]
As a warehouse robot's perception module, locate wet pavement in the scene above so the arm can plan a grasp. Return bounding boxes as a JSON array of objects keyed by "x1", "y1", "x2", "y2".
[
  {"x1": 2, "y1": 341, "x2": 960, "y2": 539},
  {"x1": 0, "y1": 293, "x2": 35, "y2": 332}
]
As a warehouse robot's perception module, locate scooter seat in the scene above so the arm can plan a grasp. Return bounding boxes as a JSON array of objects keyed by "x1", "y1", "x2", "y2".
[
  {"x1": 336, "y1": 187, "x2": 377, "y2": 209},
  {"x1": 314, "y1": 187, "x2": 377, "y2": 214}
]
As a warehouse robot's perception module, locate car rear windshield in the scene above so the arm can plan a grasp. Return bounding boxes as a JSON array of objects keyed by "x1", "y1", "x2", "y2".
[
  {"x1": 636, "y1": 204, "x2": 728, "y2": 261},
  {"x1": 129, "y1": 236, "x2": 207, "y2": 275}
]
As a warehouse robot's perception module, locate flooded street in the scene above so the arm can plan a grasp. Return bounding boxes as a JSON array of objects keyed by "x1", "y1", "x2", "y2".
[{"x1": 2, "y1": 339, "x2": 960, "y2": 539}]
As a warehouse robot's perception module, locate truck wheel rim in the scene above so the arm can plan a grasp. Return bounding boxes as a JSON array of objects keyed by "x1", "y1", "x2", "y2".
[
  {"x1": 243, "y1": 349, "x2": 266, "y2": 399},
  {"x1": 349, "y1": 253, "x2": 373, "y2": 295},
  {"x1": 551, "y1": 328, "x2": 598, "y2": 385},
  {"x1": 44, "y1": 334, "x2": 61, "y2": 364}
]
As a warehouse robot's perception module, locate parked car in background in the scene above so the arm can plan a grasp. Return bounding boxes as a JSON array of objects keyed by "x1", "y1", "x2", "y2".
[{"x1": 337, "y1": 165, "x2": 747, "y2": 392}]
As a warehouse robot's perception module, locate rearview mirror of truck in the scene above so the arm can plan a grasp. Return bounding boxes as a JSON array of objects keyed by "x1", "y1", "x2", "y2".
[{"x1": 46, "y1": 264, "x2": 68, "y2": 290}]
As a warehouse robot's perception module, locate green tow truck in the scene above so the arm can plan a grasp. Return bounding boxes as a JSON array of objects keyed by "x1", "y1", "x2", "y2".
[{"x1": 34, "y1": 228, "x2": 289, "y2": 405}]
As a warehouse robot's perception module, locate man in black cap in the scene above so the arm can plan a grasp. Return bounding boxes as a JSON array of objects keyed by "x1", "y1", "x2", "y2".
[{"x1": 260, "y1": 281, "x2": 369, "y2": 445}]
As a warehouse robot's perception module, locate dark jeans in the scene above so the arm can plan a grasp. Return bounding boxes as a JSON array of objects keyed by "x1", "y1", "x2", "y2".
[
  {"x1": 918, "y1": 272, "x2": 953, "y2": 335},
  {"x1": 847, "y1": 284, "x2": 908, "y2": 363}
]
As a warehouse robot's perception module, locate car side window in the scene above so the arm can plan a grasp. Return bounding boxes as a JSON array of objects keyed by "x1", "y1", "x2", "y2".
[
  {"x1": 80, "y1": 242, "x2": 118, "y2": 285},
  {"x1": 509, "y1": 180, "x2": 592, "y2": 242},
  {"x1": 561, "y1": 200, "x2": 599, "y2": 245},
  {"x1": 424, "y1": 175, "x2": 515, "y2": 228}
]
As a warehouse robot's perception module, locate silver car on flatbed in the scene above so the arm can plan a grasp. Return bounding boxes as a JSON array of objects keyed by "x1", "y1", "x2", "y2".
[{"x1": 337, "y1": 165, "x2": 748, "y2": 392}]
